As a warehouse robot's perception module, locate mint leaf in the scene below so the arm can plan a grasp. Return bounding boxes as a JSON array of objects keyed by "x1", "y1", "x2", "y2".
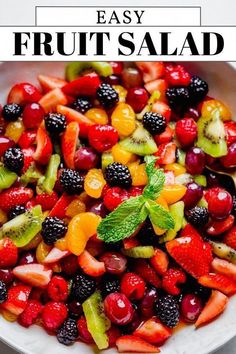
[
  {"x1": 143, "y1": 156, "x2": 165, "y2": 200},
  {"x1": 146, "y1": 200, "x2": 175, "y2": 230},
  {"x1": 97, "y1": 196, "x2": 148, "y2": 243}
]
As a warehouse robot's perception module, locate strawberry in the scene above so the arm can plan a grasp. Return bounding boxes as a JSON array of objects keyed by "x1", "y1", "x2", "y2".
[
  {"x1": 195, "y1": 290, "x2": 228, "y2": 328},
  {"x1": 77, "y1": 316, "x2": 94, "y2": 344},
  {"x1": 150, "y1": 248, "x2": 169, "y2": 275},
  {"x1": 116, "y1": 335, "x2": 160, "y2": 353},
  {"x1": 180, "y1": 223, "x2": 202, "y2": 240},
  {"x1": 13, "y1": 264, "x2": 52, "y2": 288},
  {"x1": 43, "y1": 247, "x2": 70, "y2": 264},
  {"x1": 211, "y1": 258, "x2": 236, "y2": 282},
  {"x1": 154, "y1": 142, "x2": 176, "y2": 165},
  {"x1": 134, "y1": 317, "x2": 171, "y2": 345},
  {"x1": 38, "y1": 75, "x2": 67, "y2": 92},
  {"x1": 175, "y1": 118, "x2": 197, "y2": 148},
  {"x1": 35, "y1": 191, "x2": 59, "y2": 211},
  {"x1": 198, "y1": 273, "x2": 236, "y2": 296},
  {"x1": 22, "y1": 147, "x2": 35, "y2": 173},
  {"x1": 62, "y1": 73, "x2": 101, "y2": 97},
  {"x1": 49, "y1": 193, "x2": 74, "y2": 218},
  {"x1": 154, "y1": 126, "x2": 174, "y2": 145},
  {"x1": 18, "y1": 130, "x2": 37, "y2": 149},
  {"x1": 1, "y1": 284, "x2": 31, "y2": 315},
  {"x1": 223, "y1": 226, "x2": 236, "y2": 250},
  {"x1": 61, "y1": 121, "x2": 79, "y2": 169},
  {"x1": 152, "y1": 101, "x2": 171, "y2": 123},
  {"x1": 47, "y1": 275, "x2": 68, "y2": 302},
  {"x1": 224, "y1": 121, "x2": 236, "y2": 145},
  {"x1": 38, "y1": 88, "x2": 68, "y2": 114},
  {"x1": 0, "y1": 187, "x2": 33, "y2": 211},
  {"x1": 120, "y1": 272, "x2": 146, "y2": 300},
  {"x1": 166, "y1": 233, "x2": 211, "y2": 278},
  {"x1": 77, "y1": 250, "x2": 105, "y2": 277},
  {"x1": 162, "y1": 268, "x2": 186, "y2": 296},
  {"x1": 144, "y1": 79, "x2": 168, "y2": 100},
  {"x1": 206, "y1": 215, "x2": 235, "y2": 236},
  {"x1": 57, "y1": 105, "x2": 94, "y2": 138},
  {"x1": 136, "y1": 62, "x2": 165, "y2": 83},
  {"x1": 33, "y1": 126, "x2": 52, "y2": 165},
  {"x1": 42, "y1": 301, "x2": 68, "y2": 330},
  {"x1": 7, "y1": 83, "x2": 42, "y2": 105},
  {"x1": 0, "y1": 238, "x2": 18, "y2": 268},
  {"x1": 132, "y1": 259, "x2": 161, "y2": 288},
  {"x1": 123, "y1": 237, "x2": 140, "y2": 250},
  {"x1": 18, "y1": 299, "x2": 43, "y2": 328}
]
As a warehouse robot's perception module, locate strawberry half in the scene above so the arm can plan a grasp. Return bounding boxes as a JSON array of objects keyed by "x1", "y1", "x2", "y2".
[
  {"x1": 150, "y1": 248, "x2": 169, "y2": 275},
  {"x1": 198, "y1": 273, "x2": 236, "y2": 296},
  {"x1": 61, "y1": 121, "x2": 79, "y2": 169},
  {"x1": 223, "y1": 226, "x2": 236, "y2": 250},
  {"x1": 33, "y1": 126, "x2": 52, "y2": 165},
  {"x1": 154, "y1": 142, "x2": 176, "y2": 165},
  {"x1": 43, "y1": 247, "x2": 70, "y2": 264},
  {"x1": 0, "y1": 187, "x2": 33, "y2": 211},
  {"x1": 134, "y1": 317, "x2": 171, "y2": 345},
  {"x1": 0, "y1": 238, "x2": 18, "y2": 268},
  {"x1": 22, "y1": 147, "x2": 35, "y2": 173},
  {"x1": 35, "y1": 191, "x2": 59, "y2": 211},
  {"x1": 116, "y1": 335, "x2": 160, "y2": 353},
  {"x1": 62, "y1": 72, "x2": 101, "y2": 97},
  {"x1": 1, "y1": 284, "x2": 31, "y2": 315},
  {"x1": 13, "y1": 264, "x2": 52, "y2": 288},
  {"x1": 132, "y1": 259, "x2": 161, "y2": 288},
  {"x1": 39, "y1": 88, "x2": 68, "y2": 114},
  {"x1": 7, "y1": 83, "x2": 42, "y2": 105},
  {"x1": 77, "y1": 250, "x2": 105, "y2": 277},
  {"x1": 211, "y1": 258, "x2": 236, "y2": 282},
  {"x1": 195, "y1": 290, "x2": 228, "y2": 328},
  {"x1": 136, "y1": 62, "x2": 165, "y2": 83},
  {"x1": 49, "y1": 193, "x2": 74, "y2": 218},
  {"x1": 38, "y1": 75, "x2": 67, "y2": 93}
]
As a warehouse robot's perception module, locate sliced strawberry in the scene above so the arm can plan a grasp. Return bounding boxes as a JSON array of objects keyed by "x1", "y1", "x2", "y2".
[
  {"x1": 39, "y1": 88, "x2": 68, "y2": 113},
  {"x1": 224, "y1": 121, "x2": 236, "y2": 145},
  {"x1": 136, "y1": 62, "x2": 165, "y2": 83},
  {"x1": 132, "y1": 259, "x2": 161, "y2": 288},
  {"x1": 35, "y1": 191, "x2": 59, "y2": 211},
  {"x1": 38, "y1": 74, "x2": 67, "y2": 92},
  {"x1": 0, "y1": 187, "x2": 33, "y2": 211},
  {"x1": 116, "y1": 335, "x2": 160, "y2": 353},
  {"x1": 33, "y1": 126, "x2": 52, "y2": 165},
  {"x1": 49, "y1": 193, "x2": 74, "y2": 218},
  {"x1": 1, "y1": 284, "x2": 31, "y2": 315},
  {"x1": 134, "y1": 317, "x2": 171, "y2": 345},
  {"x1": 180, "y1": 223, "x2": 203, "y2": 241},
  {"x1": 198, "y1": 273, "x2": 236, "y2": 296},
  {"x1": 13, "y1": 264, "x2": 52, "y2": 288},
  {"x1": 223, "y1": 226, "x2": 236, "y2": 250},
  {"x1": 152, "y1": 101, "x2": 171, "y2": 123},
  {"x1": 61, "y1": 121, "x2": 79, "y2": 169},
  {"x1": 57, "y1": 105, "x2": 93, "y2": 138},
  {"x1": 166, "y1": 233, "x2": 211, "y2": 278},
  {"x1": 144, "y1": 79, "x2": 168, "y2": 100},
  {"x1": 62, "y1": 72, "x2": 101, "y2": 96},
  {"x1": 150, "y1": 248, "x2": 169, "y2": 275},
  {"x1": 7, "y1": 83, "x2": 42, "y2": 105},
  {"x1": 162, "y1": 268, "x2": 186, "y2": 295},
  {"x1": 211, "y1": 258, "x2": 236, "y2": 282},
  {"x1": 0, "y1": 238, "x2": 18, "y2": 268},
  {"x1": 123, "y1": 237, "x2": 140, "y2": 250},
  {"x1": 18, "y1": 130, "x2": 37, "y2": 149},
  {"x1": 22, "y1": 147, "x2": 35, "y2": 173},
  {"x1": 154, "y1": 142, "x2": 176, "y2": 165},
  {"x1": 154, "y1": 126, "x2": 174, "y2": 145},
  {"x1": 43, "y1": 247, "x2": 70, "y2": 264},
  {"x1": 77, "y1": 250, "x2": 105, "y2": 277},
  {"x1": 195, "y1": 290, "x2": 228, "y2": 328},
  {"x1": 206, "y1": 215, "x2": 235, "y2": 236}
]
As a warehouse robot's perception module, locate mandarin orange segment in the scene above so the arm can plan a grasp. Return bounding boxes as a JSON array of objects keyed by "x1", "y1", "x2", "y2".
[
  {"x1": 112, "y1": 144, "x2": 137, "y2": 165},
  {"x1": 165, "y1": 163, "x2": 186, "y2": 176},
  {"x1": 36, "y1": 241, "x2": 52, "y2": 263},
  {"x1": 2, "y1": 309, "x2": 18, "y2": 322},
  {"x1": 128, "y1": 161, "x2": 148, "y2": 186},
  {"x1": 160, "y1": 184, "x2": 187, "y2": 205},
  {"x1": 85, "y1": 108, "x2": 108, "y2": 125},
  {"x1": 55, "y1": 237, "x2": 68, "y2": 251},
  {"x1": 111, "y1": 103, "x2": 136, "y2": 137},
  {"x1": 65, "y1": 199, "x2": 86, "y2": 218},
  {"x1": 201, "y1": 99, "x2": 232, "y2": 121},
  {"x1": 84, "y1": 169, "x2": 106, "y2": 199},
  {"x1": 113, "y1": 85, "x2": 127, "y2": 102}
]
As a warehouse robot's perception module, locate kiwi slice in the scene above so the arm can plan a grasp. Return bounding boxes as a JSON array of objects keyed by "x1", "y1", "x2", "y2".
[
  {"x1": 21, "y1": 163, "x2": 43, "y2": 186},
  {"x1": 0, "y1": 166, "x2": 17, "y2": 190},
  {"x1": 122, "y1": 246, "x2": 154, "y2": 258},
  {"x1": 101, "y1": 152, "x2": 114, "y2": 170},
  {"x1": 194, "y1": 175, "x2": 207, "y2": 187},
  {"x1": 0, "y1": 205, "x2": 43, "y2": 247},
  {"x1": 210, "y1": 241, "x2": 236, "y2": 264},
  {"x1": 159, "y1": 201, "x2": 184, "y2": 243},
  {"x1": 120, "y1": 126, "x2": 157, "y2": 156},
  {"x1": 37, "y1": 154, "x2": 60, "y2": 194},
  {"x1": 66, "y1": 62, "x2": 113, "y2": 81},
  {"x1": 82, "y1": 291, "x2": 109, "y2": 350},
  {"x1": 197, "y1": 109, "x2": 227, "y2": 158}
]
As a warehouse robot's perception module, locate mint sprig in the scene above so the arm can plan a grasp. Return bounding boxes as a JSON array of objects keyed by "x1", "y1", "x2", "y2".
[{"x1": 97, "y1": 156, "x2": 175, "y2": 243}]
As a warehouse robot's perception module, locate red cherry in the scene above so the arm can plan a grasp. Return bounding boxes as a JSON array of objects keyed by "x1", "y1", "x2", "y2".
[
  {"x1": 23, "y1": 103, "x2": 44, "y2": 129},
  {"x1": 74, "y1": 147, "x2": 99, "y2": 170},
  {"x1": 0, "y1": 136, "x2": 14, "y2": 157},
  {"x1": 109, "y1": 62, "x2": 123, "y2": 75},
  {"x1": 180, "y1": 294, "x2": 203, "y2": 322},
  {"x1": 126, "y1": 87, "x2": 149, "y2": 113},
  {"x1": 207, "y1": 187, "x2": 233, "y2": 220},
  {"x1": 185, "y1": 147, "x2": 206, "y2": 175},
  {"x1": 104, "y1": 292, "x2": 134, "y2": 325},
  {"x1": 141, "y1": 287, "x2": 158, "y2": 318},
  {"x1": 100, "y1": 252, "x2": 127, "y2": 275},
  {"x1": 88, "y1": 124, "x2": 118, "y2": 153}
]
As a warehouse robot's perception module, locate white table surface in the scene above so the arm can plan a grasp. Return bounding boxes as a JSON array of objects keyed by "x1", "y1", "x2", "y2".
[{"x1": 0, "y1": 337, "x2": 235, "y2": 354}]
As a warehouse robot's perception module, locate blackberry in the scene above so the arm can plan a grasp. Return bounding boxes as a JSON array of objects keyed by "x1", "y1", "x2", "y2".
[
  {"x1": 142, "y1": 112, "x2": 166, "y2": 136},
  {"x1": 232, "y1": 195, "x2": 236, "y2": 217},
  {"x1": 8, "y1": 205, "x2": 26, "y2": 220},
  {"x1": 71, "y1": 274, "x2": 96, "y2": 303},
  {"x1": 166, "y1": 87, "x2": 190, "y2": 111},
  {"x1": 185, "y1": 206, "x2": 209, "y2": 228},
  {"x1": 41, "y1": 216, "x2": 67, "y2": 245},
  {"x1": 137, "y1": 221, "x2": 160, "y2": 247},
  {"x1": 0, "y1": 281, "x2": 7, "y2": 303},
  {"x1": 96, "y1": 83, "x2": 119, "y2": 109},
  {"x1": 101, "y1": 274, "x2": 120, "y2": 298},
  {"x1": 105, "y1": 162, "x2": 132, "y2": 189},
  {"x1": 60, "y1": 168, "x2": 84, "y2": 195},
  {"x1": 72, "y1": 97, "x2": 92, "y2": 113},
  {"x1": 155, "y1": 295, "x2": 179, "y2": 328},
  {"x1": 188, "y1": 76, "x2": 208, "y2": 104},
  {"x1": 45, "y1": 113, "x2": 67, "y2": 135},
  {"x1": 3, "y1": 147, "x2": 24, "y2": 173},
  {"x1": 57, "y1": 318, "x2": 78, "y2": 346},
  {"x1": 2, "y1": 103, "x2": 22, "y2": 122}
]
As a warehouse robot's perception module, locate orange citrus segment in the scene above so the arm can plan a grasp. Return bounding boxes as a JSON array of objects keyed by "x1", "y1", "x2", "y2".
[
  {"x1": 84, "y1": 169, "x2": 106, "y2": 199},
  {"x1": 160, "y1": 185, "x2": 187, "y2": 205},
  {"x1": 111, "y1": 103, "x2": 136, "y2": 137}
]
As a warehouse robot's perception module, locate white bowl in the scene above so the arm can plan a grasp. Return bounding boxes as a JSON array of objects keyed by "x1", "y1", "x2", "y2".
[{"x1": 0, "y1": 62, "x2": 235, "y2": 354}]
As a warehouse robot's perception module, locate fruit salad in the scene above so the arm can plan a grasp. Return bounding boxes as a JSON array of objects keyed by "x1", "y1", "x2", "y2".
[{"x1": 0, "y1": 61, "x2": 235, "y2": 353}]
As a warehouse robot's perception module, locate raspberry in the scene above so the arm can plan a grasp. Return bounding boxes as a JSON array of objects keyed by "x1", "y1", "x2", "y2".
[
  {"x1": 0, "y1": 280, "x2": 7, "y2": 303},
  {"x1": 57, "y1": 318, "x2": 78, "y2": 345},
  {"x1": 77, "y1": 316, "x2": 94, "y2": 344},
  {"x1": 188, "y1": 76, "x2": 208, "y2": 104},
  {"x1": 165, "y1": 65, "x2": 191, "y2": 86},
  {"x1": 59, "y1": 168, "x2": 84, "y2": 195},
  {"x1": 41, "y1": 216, "x2": 67, "y2": 245},
  {"x1": 162, "y1": 268, "x2": 186, "y2": 296},
  {"x1": 175, "y1": 118, "x2": 197, "y2": 148},
  {"x1": 105, "y1": 162, "x2": 132, "y2": 189},
  {"x1": 34, "y1": 191, "x2": 59, "y2": 211},
  {"x1": 2, "y1": 103, "x2": 22, "y2": 122},
  {"x1": 185, "y1": 206, "x2": 209, "y2": 228},
  {"x1": 96, "y1": 83, "x2": 119, "y2": 109},
  {"x1": 103, "y1": 187, "x2": 129, "y2": 211},
  {"x1": 155, "y1": 295, "x2": 179, "y2": 328},
  {"x1": 142, "y1": 112, "x2": 166, "y2": 136},
  {"x1": 71, "y1": 274, "x2": 96, "y2": 303},
  {"x1": 42, "y1": 301, "x2": 68, "y2": 330},
  {"x1": 0, "y1": 238, "x2": 18, "y2": 268},
  {"x1": 71, "y1": 97, "x2": 92, "y2": 113},
  {"x1": 18, "y1": 300, "x2": 43, "y2": 328},
  {"x1": 44, "y1": 113, "x2": 67, "y2": 135},
  {"x1": 3, "y1": 147, "x2": 24, "y2": 173},
  {"x1": 8, "y1": 205, "x2": 26, "y2": 219},
  {"x1": 47, "y1": 276, "x2": 68, "y2": 302},
  {"x1": 88, "y1": 124, "x2": 118, "y2": 153},
  {"x1": 120, "y1": 272, "x2": 146, "y2": 300},
  {"x1": 132, "y1": 259, "x2": 161, "y2": 288},
  {"x1": 101, "y1": 274, "x2": 120, "y2": 298}
]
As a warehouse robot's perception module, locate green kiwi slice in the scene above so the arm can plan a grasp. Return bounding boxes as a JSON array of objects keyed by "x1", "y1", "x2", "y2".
[
  {"x1": 120, "y1": 126, "x2": 158, "y2": 156},
  {"x1": 37, "y1": 154, "x2": 60, "y2": 194},
  {"x1": 210, "y1": 241, "x2": 236, "y2": 264},
  {"x1": 159, "y1": 201, "x2": 184, "y2": 243},
  {"x1": 122, "y1": 246, "x2": 154, "y2": 258},
  {"x1": 0, "y1": 205, "x2": 43, "y2": 247},
  {"x1": 197, "y1": 109, "x2": 227, "y2": 158},
  {"x1": 66, "y1": 62, "x2": 113, "y2": 81},
  {"x1": 0, "y1": 166, "x2": 17, "y2": 190}
]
